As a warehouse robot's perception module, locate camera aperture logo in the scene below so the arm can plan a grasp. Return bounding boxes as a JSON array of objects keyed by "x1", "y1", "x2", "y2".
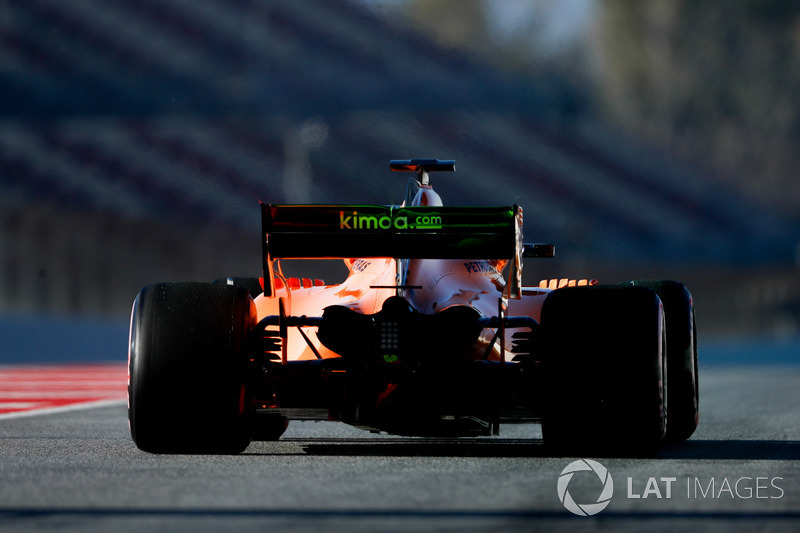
[{"x1": 557, "y1": 459, "x2": 614, "y2": 516}]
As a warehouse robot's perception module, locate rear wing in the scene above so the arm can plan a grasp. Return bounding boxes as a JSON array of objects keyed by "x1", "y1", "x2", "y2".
[{"x1": 261, "y1": 203, "x2": 524, "y2": 297}]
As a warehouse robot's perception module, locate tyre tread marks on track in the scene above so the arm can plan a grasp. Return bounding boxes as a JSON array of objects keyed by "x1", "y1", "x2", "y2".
[{"x1": 0, "y1": 363, "x2": 127, "y2": 418}]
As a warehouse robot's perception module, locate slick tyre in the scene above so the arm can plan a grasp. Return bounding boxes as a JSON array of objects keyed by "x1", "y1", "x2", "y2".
[
  {"x1": 540, "y1": 285, "x2": 667, "y2": 455},
  {"x1": 128, "y1": 282, "x2": 256, "y2": 454},
  {"x1": 632, "y1": 280, "x2": 699, "y2": 442},
  {"x1": 250, "y1": 415, "x2": 289, "y2": 441},
  {"x1": 213, "y1": 277, "x2": 264, "y2": 299}
]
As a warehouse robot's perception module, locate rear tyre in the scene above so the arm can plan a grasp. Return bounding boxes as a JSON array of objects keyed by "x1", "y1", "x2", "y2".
[
  {"x1": 540, "y1": 285, "x2": 667, "y2": 455},
  {"x1": 251, "y1": 415, "x2": 289, "y2": 441},
  {"x1": 128, "y1": 282, "x2": 256, "y2": 454},
  {"x1": 213, "y1": 277, "x2": 264, "y2": 298},
  {"x1": 632, "y1": 280, "x2": 698, "y2": 442}
]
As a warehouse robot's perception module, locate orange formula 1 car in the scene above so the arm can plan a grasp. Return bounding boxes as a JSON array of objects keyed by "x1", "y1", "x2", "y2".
[{"x1": 128, "y1": 159, "x2": 698, "y2": 454}]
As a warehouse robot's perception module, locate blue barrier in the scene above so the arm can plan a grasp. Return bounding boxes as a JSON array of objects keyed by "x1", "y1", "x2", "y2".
[
  {"x1": 700, "y1": 335, "x2": 800, "y2": 367},
  {"x1": 0, "y1": 314, "x2": 129, "y2": 364}
]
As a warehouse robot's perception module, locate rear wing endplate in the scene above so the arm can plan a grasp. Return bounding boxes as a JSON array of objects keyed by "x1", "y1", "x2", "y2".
[{"x1": 261, "y1": 203, "x2": 524, "y2": 297}]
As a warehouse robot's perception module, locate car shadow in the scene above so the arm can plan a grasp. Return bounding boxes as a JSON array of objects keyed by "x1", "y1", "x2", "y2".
[
  {"x1": 244, "y1": 438, "x2": 800, "y2": 460},
  {"x1": 655, "y1": 439, "x2": 800, "y2": 460}
]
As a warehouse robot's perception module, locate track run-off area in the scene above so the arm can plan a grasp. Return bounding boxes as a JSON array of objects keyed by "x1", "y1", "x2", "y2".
[{"x1": 0, "y1": 364, "x2": 127, "y2": 420}]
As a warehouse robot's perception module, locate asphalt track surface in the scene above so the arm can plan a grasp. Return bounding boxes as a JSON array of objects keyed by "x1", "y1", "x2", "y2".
[{"x1": 0, "y1": 362, "x2": 798, "y2": 533}]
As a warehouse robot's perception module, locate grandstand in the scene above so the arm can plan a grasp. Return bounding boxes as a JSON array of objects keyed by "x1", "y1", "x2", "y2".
[{"x1": 0, "y1": 0, "x2": 797, "y2": 333}]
